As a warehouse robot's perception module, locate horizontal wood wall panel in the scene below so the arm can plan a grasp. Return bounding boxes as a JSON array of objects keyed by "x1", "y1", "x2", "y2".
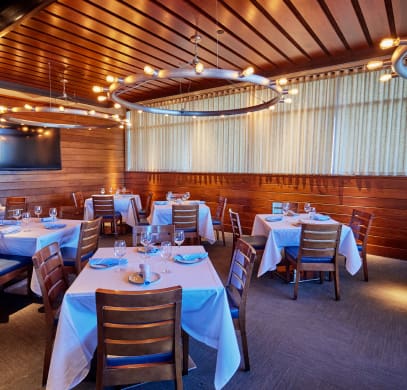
[
  {"x1": 125, "y1": 172, "x2": 407, "y2": 260},
  {"x1": 0, "y1": 128, "x2": 125, "y2": 212}
]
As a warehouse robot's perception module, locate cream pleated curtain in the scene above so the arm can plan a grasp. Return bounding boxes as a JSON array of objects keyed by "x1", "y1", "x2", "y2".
[{"x1": 126, "y1": 70, "x2": 406, "y2": 175}]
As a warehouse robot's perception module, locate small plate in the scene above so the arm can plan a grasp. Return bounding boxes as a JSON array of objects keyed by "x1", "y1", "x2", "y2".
[
  {"x1": 174, "y1": 253, "x2": 208, "y2": 264},
  {"x1": 128, "y1": 272, "x2": 161, "y2": 285},
  {"x1": 265, "y1": 216, "x2": 283, "y2": 222}
]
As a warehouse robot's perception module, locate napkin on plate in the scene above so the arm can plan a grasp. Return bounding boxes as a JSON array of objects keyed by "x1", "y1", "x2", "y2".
[
  {"x1": 154, "y1": 201, "x2": 168, "y2": 205},
  {"x1": 89, "y1": 258, "x2": 127, "y2": 268},
  {"x1": 41, "y1": 217, "x2": 54, "y2": 222},
  {"x1": 313, "y1": 214, "x2": 330, "y2": 221},
  {"x1": 174, "y1": 252, "x2": 208, "y2": 263},
  {"x1": 43, "y1": 223, "x2": 67, "y2": 230},
  {"x1": 265, "y1": 215, "x2": 283, "y2": 222},
  {"x1": 0, "y1": 225, "x2": 21, "y2": 236},
  {"x1": 1, "y1": 219, "x2": 18, "y2": 225}
]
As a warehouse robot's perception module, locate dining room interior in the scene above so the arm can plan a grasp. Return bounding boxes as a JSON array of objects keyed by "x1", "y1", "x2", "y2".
[{"x1": 0, "y1": 1, "x2": 406, "y2": 390}]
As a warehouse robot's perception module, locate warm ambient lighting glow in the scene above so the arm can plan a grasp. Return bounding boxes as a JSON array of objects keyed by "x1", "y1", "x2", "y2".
[{"x1": 379, "y1": 38, "x2": 399, "y2": 49}]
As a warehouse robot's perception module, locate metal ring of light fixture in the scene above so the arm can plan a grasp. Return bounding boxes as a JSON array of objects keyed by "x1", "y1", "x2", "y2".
[
  {"x1": 109, "y1": 68, "x2": 283, "y2": 116},
  {"x1": 391, "y1": 43, "x2": 407, "y2": 79},
  {"x1": 0, "y1": 106, "x2": 124, "y2": 129}
]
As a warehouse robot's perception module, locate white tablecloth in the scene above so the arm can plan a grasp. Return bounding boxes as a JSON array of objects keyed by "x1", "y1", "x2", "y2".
[
  {"x1": 0, "y1": 219, "x2": 82, "y2": 294},
  {"x1": 148, "y1": 201, "x2": 216, "y2": 244},
  {"x1": 252, "y1": 214, "x2": 361, "y2": 277},
  {"x1": 47, "y1": 246, "x2": 240, "y2": 390},
  {"x1": 84, "y1": 194, "x2": 141, "y2": 223}
]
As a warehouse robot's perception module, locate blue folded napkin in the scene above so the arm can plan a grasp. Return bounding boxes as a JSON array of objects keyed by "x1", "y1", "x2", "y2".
[
  {"x1": 154, "y1": 201, "x2": 168, "y2": 205},
  {"x1": 43, "y1": 223, "x2": 67, "y2": 230},
  {"x1": 41, "y1": 217, "x2": 54, "y2": 222},
  {"x1": 174, "y1": 252, "x2": 208, "y2": 263},
  {"x1": 0, "y1": 225, "x2": 21, "y2": 236},
  {"x1": 89, "y1": 258, "x2": 128, "y2": 269},
  {"x1": 313, "y1": 214, "x2": 330, "y2": 221},
  {"x1": 265, "y1": 215, "x2": 283, "y2": 222},
  {"x1": 137, "y1": 247, "x2": 159, "y2": 254},
  {"x1": 1, "y1": 219, "x2": 18, "y2": 225}
]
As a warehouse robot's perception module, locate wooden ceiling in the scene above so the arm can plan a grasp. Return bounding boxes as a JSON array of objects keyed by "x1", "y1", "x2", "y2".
[{"x1": 0, "y1": 0, "x2": 405, "y2": 109}]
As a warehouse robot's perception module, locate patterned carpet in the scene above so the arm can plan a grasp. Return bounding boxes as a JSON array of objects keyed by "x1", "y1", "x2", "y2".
[{"x1": 1, "y1": 233, "x2": 407, "y2": 390}]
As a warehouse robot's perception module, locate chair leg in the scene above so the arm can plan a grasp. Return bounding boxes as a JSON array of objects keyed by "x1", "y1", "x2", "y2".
[
  {"x1": 238, "y1": 317, "x2": 250, "y2": 371},
  {"x1": 182, "y1": 329, "x2": 189, "y2": 376},
  {"x1": 362, "y1": 253, "x2": 368, "y2": 282},
  {"x1": 42, "y1": 327, "x2": 56, "y2": 386},
  {"x1": 293, "y1": 269, "x2": 299, "y2": 299},
  {"x1": 221, "y1": 229, "x2": 226, "y2": 246},
  {"x1": 333, "y1": 270, "x2": 340, "y2": 300}
]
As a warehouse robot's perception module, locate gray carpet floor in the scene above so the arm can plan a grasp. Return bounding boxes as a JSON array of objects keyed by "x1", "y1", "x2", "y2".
[{"x1": 1, "y1": 232, "x2": 407, "y2": 390}]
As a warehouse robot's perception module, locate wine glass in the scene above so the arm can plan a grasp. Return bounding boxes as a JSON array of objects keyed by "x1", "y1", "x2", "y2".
[
  {"x1": 160, "y1": 241, "x2": 172, "y2": 273},
  {"x1": 22, "y1": 211, "x2": 31, "y2": 231},
  {"x1": 185, "y1": 191, "x2": 190, "y2": 201},
  {"x1": 174, "y1": 230, "x2": 185, "y2": 248},
  {"x1": 49, "y1": 207, "x2": 58, "y2": 222},
  {"x1": 114, "y1": 240, "x2": 127, "y2": 271},
  {"x1": 282, "y1": 202, "x2": 290, "y2": 216},
  {"x1": 140, "y1": 232, "x2": 152, "y2": 252},
  {"x1": 304, "y1": 202, "x2": 311, "y2": 215},
  {"x1": 34, "y1": 205, "x2": 42, "y2": 220},
  {"x1": 12, "y1": 208, "x2": 22, "y2": 223}
]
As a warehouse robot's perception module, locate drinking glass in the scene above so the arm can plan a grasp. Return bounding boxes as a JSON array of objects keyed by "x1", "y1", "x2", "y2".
[
  {"x1": 22, "y1": 211, "x2": 31, "y2": 231},
  {"x1": 174, "y1": 230, "x2": 185, "y2": 248},
  {"x1": 114, "y1": 239, "x2": 127, "y2": 271},
  {"x1": 49, "y1": 207, "x2": 58, "y2": 222},
  {"x1": 282, "y1": 202, "x2": 290, "y2": 216},
  {"x1": 166, "y1": 192, "x2": 173, "y2": 202},
  {"x1": 12, "y1": 209, "x2": 22, "y2": 223},
  {"x1": 185, "y1": 191, "x2": 190, "y2": 201},
  {"x1": 309, "y1": 207, "x2": 316, "y2": 220},
  {"x1": 304, "y1": 202, "x2": 311, "y2": 215},
  {"x1": 140, "y1": 232, "x2": 152, "y2": 252},
  {"x1": 100, "y1": 187, "x2": 105, "y2": 195},
  {"x1": 34, "y1": 205, "x2": 42, "y2": 220},
  {"x1": 160, "y1": 241, "x2": 172, "y2": 273}
]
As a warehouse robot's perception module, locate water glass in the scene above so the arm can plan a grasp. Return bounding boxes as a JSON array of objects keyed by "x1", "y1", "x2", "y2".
[
  {"x1": 49, "y1": 207, "x2": 58, "y2": 221},
  {"x1": 309, "y1": 207, "x2": 316, "y2": 220},
  {"x1": 114, "y1": 239, "x2": 127, "y2": 271},
  {"x1": 100, "y1": 187, "x2": 105, "y2": 195},
  {"x1": 12, "y1": 209, "x2": 22, "y2": 223},
  {"x1": 282, "y1": 202, "x2": 290, "y2": 216},
  {"x1": 174, "y1": 230, "x2": 185, "y2": 248},
  {"x1": 22, "y1": 211, "x2": 31, "y2": 231},
  {"x1": 160, "y1": 241, "x2": 172, "y2": 273},
  {"x1": 34, "y1": 205, "x2": 42, "y2": 219}
]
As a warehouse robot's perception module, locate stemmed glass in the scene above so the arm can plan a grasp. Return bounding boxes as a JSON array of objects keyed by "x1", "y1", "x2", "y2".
[
  {"x1": 114, "y1": 239, "x2": 127, "y2": 271},
  {"x1": 34, "y1": 205, "x2": 42, "y2": 220},
  {"x1": 282, "y1": 202, "x2": 290, "y2": 216},
  {"x1": 22, "y1": 211, "x2": 31, "y2": 231},
  {"x1": 160, "y1": 241, "x2": 172, "y2": 273},
  {"x1": 304, "y1": 202, "x2": 311, "y2": 216},
  {"x1": 12, "y1": 209, "x2": 22, "y2": 224},
  {"x1": 140, "y1": 232, "x2": 152, "y2": 253},
  {"x1": 49, "y1": 207, "x2": 58, "y2": 222},
  {"x1": 174, "y1": 230, "x2": 185, "y2": 249}
]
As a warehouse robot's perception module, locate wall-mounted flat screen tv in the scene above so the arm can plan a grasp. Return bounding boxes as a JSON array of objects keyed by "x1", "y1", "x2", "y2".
[{"x1": 0, "y1": 127, "x2": 61, "y2": 171}]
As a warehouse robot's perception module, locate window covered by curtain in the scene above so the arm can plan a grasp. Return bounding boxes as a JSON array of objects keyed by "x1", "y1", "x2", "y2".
[{"x1": 127, "y1": 70, "x2": 406, "y2": 175}]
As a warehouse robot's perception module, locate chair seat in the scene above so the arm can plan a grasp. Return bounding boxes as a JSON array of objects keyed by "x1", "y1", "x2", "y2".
[
  {"x1": 0, "y1": 255, "x2": 31, "y2": 275},
  {"x1": 60, "y1": 246, "x2": 94, "y2": 267},
  {"x1": 285, "y1": 246, "x2": 334, "y2": 263},
  {"x1": 242, "y1": 235, "x2": 267, "y2": 250},
  {"x1": 212, "y1": 218, "x2": 221, "y2": 225},
  {"x1": 102, "y1": 211, "x2": 121, "y2": 219},
  {"x1": 107, "y1": 352, "x2": 173, "y2": 367},
  {"x1": 226, "y1": 290, "x2": 240, "y2": 319}
]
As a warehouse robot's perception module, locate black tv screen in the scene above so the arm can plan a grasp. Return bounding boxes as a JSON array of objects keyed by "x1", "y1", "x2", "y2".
[{"x1": 0, "y1": 127, "x2": 61, "y2": 171}]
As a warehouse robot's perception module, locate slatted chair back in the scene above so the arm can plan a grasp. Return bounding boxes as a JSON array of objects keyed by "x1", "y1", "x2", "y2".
[
  {"x1": 92, "y1": 195, "x2": 121, "y2": 235},
  {"x1": 226, "y1": 238, "x2": 257, "y2": 370},
  {"x1": 132, "y1": 224, "x2": 175, "y2": 246},
  {"x1": 139, "y1": 192, "x2": 153, "y2": 217},
  {"x1": 62, "y1": 217, "x2": 102, "y2": 275},
  {"x1": 349, "y1": 209, "x2": 374, "y2": 281},
  {"x1": 32, "y1": 242, "x2": 70, "y2": 386},
  {"x1": 229, "y1": 208, "x2": 243, "y2": 248},
  {"x1": 285, "y1": 223, "x2": 342, "y2": 300},
  {"x1": 130, "y1": 196, "x2": 149, "y2": 226},
  {"x1": 5, "y1": 196, "x2": 27, "y2": 218},
  {"x1": 212, "y1": 196, "x2": 227, "y2": 246},
  {"x1": 95, "y1": 286, "x2": 184, "y2": 390},
  {"x1": 72, "y1": 191, "x2": 85, "y2": 209},
  {"x1": 172, "y1": 204, "x2": 200, "y2": 244}
]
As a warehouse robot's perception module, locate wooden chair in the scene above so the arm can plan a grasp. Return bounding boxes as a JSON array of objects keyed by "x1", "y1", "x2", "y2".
[
  {"x1": 61, "y1": 217, "x2": 102, "y2": 276},
  {"x1": 92, "y1": 195, "x2": 122, "y2": 236},
  {"x1": 139, "y1": 192, "x2": 153, "y2": 218},
  {"x1": 130, "y1": 196, "x2": 149, "y2": 226},
  {"x1": 226, "y1": 238, "x2": 257, "y2": 371},
  {"x1": 347, "y1": 209, "x2": 374, "y2": 281},
  {"x1": 284, "y1": 223, "x2": 342, "y2": 300},
  {"x1": 272, "y1": 201, "x2": 299, "y2": 214},
  {"x1": 229, "y1": 209, "x2": 267, "y2": 253},
  {"x1": 4, "y1": 196, "x2": 27, "y2": 219},
  {"x1": 133, "y1": 224, "x2": 175, "y2": 246},
  {"x1": 32, "y1": 242, "x2": 70, "y2": 386},
  {"x1": 172, "y1": 204, "x2": 200, "y2": 244},
  {"x1": 0, "y1": 254, "x2": 32, "y2": 294},
  {"x1": 72, "y1": 191, "x2": 85, "y2": 209},
  {"x1": 95, "y1": 286, "x2": 185, "y2": 390},
  {"x1": 212, "y1": 196, "x2": 227, "y2": 246}
]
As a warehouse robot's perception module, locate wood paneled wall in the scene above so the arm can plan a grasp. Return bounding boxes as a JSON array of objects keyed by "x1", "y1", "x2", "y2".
[
  {"x1": 0, "y1": 128, "x2": 125, "y2": 212},
  {"x1": 125, "y1": 172, "x2": 407, "y2": 260}
]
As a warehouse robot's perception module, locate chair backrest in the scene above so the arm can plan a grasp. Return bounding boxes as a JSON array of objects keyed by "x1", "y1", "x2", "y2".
[
  {"x1": 142, "y1": 192, "x2": 153, "y2": 216},
  {"x1": 5, "y1": 196, "x2": 27, "y2": 218},
  {"x1": 32, "y1": 242, "x2": 70, "y2": 327},
  {"x1": 297, "y1": 223, "x2": 342, "y2": 264},
  {"x1": 226, "y1": 238, "x2": 257, "y2": 316},
  {"x1": 214, "y1": 196, "x2": 227, "y2": 222},
  {"x1": 130, "y1": 196, "x2": 142, "y2": 225},
  {"x1": 95, "y1": 286, "x2": 183, "y2": 390},
  {"x1": 349, "y1": 209, "x2": 374, "y2": 255},
  {"x1": 72, "y1": 191, "x2": 85, "y2": 209},
  {"x1": 74, "y1": 217, "x2": 102, "y2": 274},
  {"x1": 172, "y1": 204, "x2": 199, "y2": 235},
  {"x1": 272, "y1": 201, "x2": 299, "y2": 214},
  {"x1": 229, "y1": 209, "x2": 243, "y2": 246},
  {"x1": 92, "y1": 195, "x2": 115, "y2": 217},
  {"x1": 132, "y1": 224, "x2": 175, "y2": 246}
]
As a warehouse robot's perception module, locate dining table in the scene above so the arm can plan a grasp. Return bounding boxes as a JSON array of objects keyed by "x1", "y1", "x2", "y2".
[
  {"x1": 147, "y1": 200, "x2": 216, "y2": 244},
  {"x1": 252, "y1": 213, "x2": 361, "y2": 278},
  {"x1": 47, "y1": 245, "x2": 240, "y2": 390},
  {"x1": 83, "y1": 194, "x2": 142, "y2": 223},
  {"x1": 0, "y1": 218, "x2": 82, "y2": 295}
]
